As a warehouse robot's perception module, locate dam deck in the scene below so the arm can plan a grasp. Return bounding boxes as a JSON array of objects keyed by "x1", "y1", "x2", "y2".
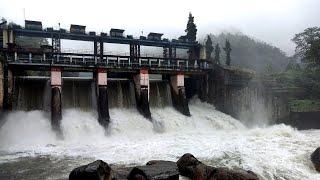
[{"x1": 3, "y1": 50, "x2": 209, "y2": 74}]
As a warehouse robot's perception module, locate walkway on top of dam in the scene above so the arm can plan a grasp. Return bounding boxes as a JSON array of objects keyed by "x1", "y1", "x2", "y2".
[
  {"x1": 3, "y1": 50, "x2": 210, "y2": 74},
  {"x1": 1, "y1": 20, "x2": 210, "y2": 74}
]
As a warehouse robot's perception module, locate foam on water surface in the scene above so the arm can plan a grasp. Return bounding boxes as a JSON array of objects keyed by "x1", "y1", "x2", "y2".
[{"x1": 0, "y1": 99, "x2": 319, "y2": 179}]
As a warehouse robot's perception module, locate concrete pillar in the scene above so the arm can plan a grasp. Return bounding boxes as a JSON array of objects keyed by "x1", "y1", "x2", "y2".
[
  {"x1": 29, "y1": 53, "x2": 32, "y2": 62},
  {"x1": 200, "y1": 46, "x2": 207, "y2": 69},
  {"x1": 51, "y1": 67, "x2": 62, "y2": 133},
  {"x1": 94, "y1": 40, "x2": 98, "y2": 64},
  {"x1": 170, "y1": 72, "x2": 190, "y2": 116},
  {"x1": 2, "y1": 29, "x2": 14, "y2": 48},
  {"x1": 0, "y1": 61, "x2": 3, "y2": 110},
  {"x1": 133, "y1": 69, "x2": 151, "y2": 119},
  {"x1": 99, "y1": 40, "x2": 104, "y2": 61},
  {"x1": 14, "y1": 52, "x2": 18, "y2": 61},
  {"x1": 198, "y1": 74, "x2": 209, "y2": 102},
  {"x1": 2, "y1": 62, "x2": 13, "y2": 111},
  {"x1": 96, "y1": 68, "x2": 110, "y2": 128}
]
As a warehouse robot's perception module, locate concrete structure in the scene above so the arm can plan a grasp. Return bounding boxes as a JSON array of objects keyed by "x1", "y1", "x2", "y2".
[
  {"x1": 2, "y1": 29, "x2": 14, "y2": 49},
  {"x1": 25, "y1": 20, "x2": 42, "y2": 31},
  {"x1": 0, "y1": 20, "x2": 209, "y2": 132},
  {"x1": 110, "y1": 29, "x2": 125, "y2": 37},
  {"x1": 96, "y1": 68, "x2": 110, "y2": 127},
  {"x1": 51, "y1": 67, "x2": 62, "y2": 132},
  {"x1": 147, "y1": 33, "x2": 163, "y2": 41},
  {"x1": 0, "y1": 20, "x2": 311, "y2": 130},
  {"x1": 70, "y1": 24, "x2": 86, "y2": 34},
  {"x1": 134, "y1": 69, "x2": 151, "y2": 119},
  {"x1": 178, "y1": 36, "x2": 189, "y2": 43},
  {"x1": 0, "y1": 61, "x2": 3, "y2": 109},
  {"x1": 170, "y1": 72, "x2": 190, "y2": 116}
]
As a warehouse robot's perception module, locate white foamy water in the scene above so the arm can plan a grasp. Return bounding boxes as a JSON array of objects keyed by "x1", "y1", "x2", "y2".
[{"x1": 0, "y1": 99, "x2": 320, "y2": 180}]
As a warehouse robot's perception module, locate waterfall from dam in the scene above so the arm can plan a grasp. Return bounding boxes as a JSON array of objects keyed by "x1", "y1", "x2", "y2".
[
  {"x1": 1, "y1": 77, "x2": 320, "y2": 179},
  {"x1": 14, "y1": 77, "x2": 172, "y2": 110},
  {"x1": 14, "y1": 77, "x2": 51, "y2": 111}
]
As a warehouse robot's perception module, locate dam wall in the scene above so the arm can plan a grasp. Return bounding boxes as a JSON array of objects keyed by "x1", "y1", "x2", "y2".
[
  {"x1": 0, "y1": 61, "x2": 309, "y2": 129},
  {"x1": 0, "y1": 61, "x2": 3, "y2": 110},
  {"x1": 0, "y1": 60, "x2": 13, "y2": 112},
  {"x1": 195, "y1": 65, "x2": 290, "y2": 126}
]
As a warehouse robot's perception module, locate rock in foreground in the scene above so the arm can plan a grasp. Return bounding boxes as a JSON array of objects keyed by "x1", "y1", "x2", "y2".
[
  {"x1": 177, "y1": 153, "x2": 259, "y2": 180},
  {"x1": 127, "y1": 160, "x2": 179, "y2": 180},
  {"x1": 69, "y1": 160, "x2": 114, "y2": 180},
  {"x1": 311, "y1": 147, "x2": 320, "y2": 172}
]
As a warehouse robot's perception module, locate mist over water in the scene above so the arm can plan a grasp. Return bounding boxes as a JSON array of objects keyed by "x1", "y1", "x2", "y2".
[{"x1": 0, "y1": 80, "x2": 320, "y2": 179}]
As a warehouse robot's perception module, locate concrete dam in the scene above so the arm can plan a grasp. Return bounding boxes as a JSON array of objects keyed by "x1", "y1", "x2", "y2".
[
  {"x1": 0, "y1": 19, "x2": 296, "y2": 133},
  {"x1": 0, "y1": 20, "x2": 213, "y2": 134}
]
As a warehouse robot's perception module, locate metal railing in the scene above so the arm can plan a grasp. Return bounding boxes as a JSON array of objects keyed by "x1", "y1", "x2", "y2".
[{"x1": 5, "y1": 51, "x2": 211, "y2": 71}]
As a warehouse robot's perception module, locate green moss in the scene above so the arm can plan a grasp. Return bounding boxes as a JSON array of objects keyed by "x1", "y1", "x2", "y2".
[{"x1": 289, "y1": 99, "x2": 320, "y2": 112}]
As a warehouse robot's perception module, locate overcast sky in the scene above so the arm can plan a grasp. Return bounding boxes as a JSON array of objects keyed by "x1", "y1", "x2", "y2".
[{"x1": 1, "y1": 0, "x2": 319, "y2": 56}]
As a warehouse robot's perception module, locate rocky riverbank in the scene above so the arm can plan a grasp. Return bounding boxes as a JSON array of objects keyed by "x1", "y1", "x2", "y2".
[{"x1": 69, "y1": 153, "x2": 259, "y2": 180}]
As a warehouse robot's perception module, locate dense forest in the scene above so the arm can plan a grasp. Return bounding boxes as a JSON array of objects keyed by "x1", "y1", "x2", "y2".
[
  {"x1": 274, "y1": 27, "x2": 320, "y2": 111},
  {"x1": 206, "y1": 33, "x2": 290, "y2": 74}
]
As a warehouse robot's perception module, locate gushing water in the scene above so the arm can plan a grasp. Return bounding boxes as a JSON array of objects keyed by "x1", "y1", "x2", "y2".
[
  {"x1": 0, "y1": 99, "x2": 319, "y2": 179},
  {"x1": 1, "y1": 79, "x2": 320, "y2": 179}
]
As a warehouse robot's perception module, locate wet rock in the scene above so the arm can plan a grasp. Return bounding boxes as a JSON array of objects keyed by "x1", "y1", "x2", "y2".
[
  {"x1": 212, "y1": 168, "x2": 259, "y2": 180},
  {"x1": 311, "y1": 147, "x2": 320, "y2": 172},
  {"x1": 113, "y1": 166, "x2": 134, "y2": 180},
  {"x1": 176, "y1": 153, "x2": 215, "y2": 179},
  {"x1": 177, "y1": 153, "x2": 259, "y2": 180},
  {"x1": 128, "y1": 160, "x2": 179, "y2": 180},
  {"x1": 69, "y1": 160, "x2": 114, "y2": 180},
  {"x1": 145, "y1": 160, "x2": 174, "y2": 166}
]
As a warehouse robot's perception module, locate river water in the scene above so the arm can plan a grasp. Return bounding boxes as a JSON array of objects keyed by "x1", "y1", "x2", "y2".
[
  {"x1": 0, "y1": 98, "x2": 319, "y2": 180},
  {"x1": 1, "y1": 79, "x2": 320, "y2": 179}
]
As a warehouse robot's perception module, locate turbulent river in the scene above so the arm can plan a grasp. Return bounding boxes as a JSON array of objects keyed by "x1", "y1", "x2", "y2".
[{"x1": 0, "y1": 79, "x2": 319, "y2": 179}]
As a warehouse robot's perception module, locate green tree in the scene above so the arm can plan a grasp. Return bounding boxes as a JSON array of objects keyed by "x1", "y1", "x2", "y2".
[
  {"x1": 206, "y1": 33, "x2": 289, "y2": 73},
  {"x1": 205, "y1": 35, "x2": 214, "y2": 61},
  {"x1": 185, "y1": 12, "x2": 197, "y2": 42},
  {"x1": 214, "y1": 44, "x2": 221, "y2": 64},
  {"x1": 292, "y1": 27, "x2": 320, "y2": 66},
  {"x1": 224, "y1": 39, "x2": 232, "y2": 65},
  {"x1": 0, "y1": 18, "x2": 7, "y2": 26}
]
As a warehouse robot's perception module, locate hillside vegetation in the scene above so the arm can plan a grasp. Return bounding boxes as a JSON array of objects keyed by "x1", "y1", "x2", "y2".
[{"x1": 207, "y1": 33, "x2": 290, "y2": 74}]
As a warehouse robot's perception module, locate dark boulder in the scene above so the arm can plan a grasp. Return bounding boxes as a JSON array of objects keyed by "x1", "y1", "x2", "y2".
[
  {"x1": 177, "y1": 153, "x2": 259, "y2": 180},
  {"x1": 113, "y1": 167, "x2": 134, "y2": 180},
  {"x1": 213, "y1": 168, "x2": 259, "y2": 180},
  {"x1": 69, "y1": 160, "x2": 114, "y2": 180},
  {"x1": 128, "y1": 160, "x2": 179, "y2": 180},
  {"x1": 176, "y1": 153, "x2": 215, "y2": 179},
  {"x1": 311, "y1": 147, "x2": 320, "y2": 172},
  {"x1": 145, "y1": 160, "x2": 175, "y2": 166}
]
